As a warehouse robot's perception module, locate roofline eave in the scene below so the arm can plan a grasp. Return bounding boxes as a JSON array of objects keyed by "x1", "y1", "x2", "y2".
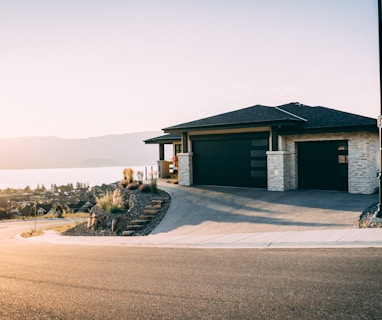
[
  {"x1": 279, "y1": 124, "x2": 378, "y2": 135},
  {"x1": 163, "y1": 120, "x2": 302, "y2": 134},
  {"x1": 144, "y1": 137, "x2": 181, "y2": 144}
]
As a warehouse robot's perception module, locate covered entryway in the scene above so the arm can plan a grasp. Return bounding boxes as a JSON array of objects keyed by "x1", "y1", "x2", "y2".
[
  {"x1": 297, "y1": 140, "x2": 348, "y2": 191},
  {"x1": 191, "y1": 132, "x2": 269, "y2": 188}
]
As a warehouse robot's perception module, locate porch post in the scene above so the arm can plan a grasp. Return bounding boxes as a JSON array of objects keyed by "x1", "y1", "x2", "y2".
[
  {"x1": 182, "y1": 132, "x2": 188, "y2": 153},
  {"x1": 159, "y1": 144, "x2": 165, "y2": 161}
]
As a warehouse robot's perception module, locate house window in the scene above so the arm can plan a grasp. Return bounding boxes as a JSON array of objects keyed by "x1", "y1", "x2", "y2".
[
  {"x1": 250, "y1": 138, "x2": 268, "y2": 181},
  {"x1": 338, "y1": 155, "x2": 348, "y2": 164},
  {"x1": 338, "y1": 141, "x2": 348, "y2": 164},
  {"x1": 338, "y1": 141, "x2": 348, "y2": 180}
]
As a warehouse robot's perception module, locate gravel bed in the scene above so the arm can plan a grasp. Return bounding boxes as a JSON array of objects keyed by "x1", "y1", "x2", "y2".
[{"x1": 63, "y1": 188, "x2": 171, "y2": 237}]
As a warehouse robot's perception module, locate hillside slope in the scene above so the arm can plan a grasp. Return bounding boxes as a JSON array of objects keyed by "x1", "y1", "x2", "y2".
[{"x1": 0, "y1": 131, "x2": 163, "y2": 169}]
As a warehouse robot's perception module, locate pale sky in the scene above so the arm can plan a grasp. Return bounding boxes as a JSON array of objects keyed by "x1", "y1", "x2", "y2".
[{"x1": 0, "y1": 0, "x2": 379, "y2": 139}]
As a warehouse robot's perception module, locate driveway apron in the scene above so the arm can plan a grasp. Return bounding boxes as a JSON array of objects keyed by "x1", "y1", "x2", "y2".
[{"x1": 153, "y1": 182, "x2": 378, "y2": 236}]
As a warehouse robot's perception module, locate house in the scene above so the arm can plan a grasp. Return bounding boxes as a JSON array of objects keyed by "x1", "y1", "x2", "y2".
[
  {"x1": 145, "y1": 102, "x2": 378, "y2": 194},
  {"x1": 36, "y1": 204, "x2": 53, "y2": 216},
  {"x1": 20, "y1": 205, "x2": 31, "y2": 217},
  {"x1": 37, "y1": 207, "x2": 46, "y2": 216},
  {"x1": 0, "y1": 209, "x2": 10, "y2": 220},
  {"x1": 68, "y1": 200, "x2": 94, "y2": 213}
]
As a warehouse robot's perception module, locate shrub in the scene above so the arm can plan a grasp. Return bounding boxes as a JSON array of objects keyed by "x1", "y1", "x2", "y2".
[
  {"x1": 119, "y1": 180, "x2": 128, "y2": 188},
  {"x1": 126, "y1": 182, "x2": 138, "y2": 190},
  {"x1": 139, "y1": 184, "x2": 151, "y2": 193},
  {"x1": 150, "y1": 178, "x2": 158, "y2": 194},
  {"x1": 96, "y1": 189, "x2": 124, "y2": 213},
  {"x1": 149, "y1": 170, "x2": 158, "y2": 194}
]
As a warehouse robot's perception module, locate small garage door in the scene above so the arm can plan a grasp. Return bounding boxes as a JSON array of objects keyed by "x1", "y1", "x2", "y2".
[
  {"x1": 298, "y1": 140, "x2": 348, "y2": 191},
  {"x1": 192, "y1": 132, "x2": 269, "y2": 187}
]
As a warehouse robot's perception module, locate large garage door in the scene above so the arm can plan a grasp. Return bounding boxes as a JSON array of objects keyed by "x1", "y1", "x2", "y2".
[
  {"x1": 298, "y1": 140, "x2": 348, "y2": 191},
  {"x1": 192, "y1": 132, "x2": 269, "y2": 187}
]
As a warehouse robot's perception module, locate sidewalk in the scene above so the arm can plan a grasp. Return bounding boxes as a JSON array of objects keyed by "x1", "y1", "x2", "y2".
[{"x1": 26, "y1": 228, "x2": 382, "y2": 248}]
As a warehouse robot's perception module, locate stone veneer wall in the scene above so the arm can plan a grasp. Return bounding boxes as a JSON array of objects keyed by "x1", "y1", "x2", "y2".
[
  {"x1": 281, "y1": 132, "x2": 378, "y2": 194},
  {"x1": 178, "y1": 153, "x2": 193, "y2": 186},
  {"x1": 348, "y1": 132, "x2": 379, "y2": 194},
  {"x1": 267, "y1": 151, "x2": 292, "y2": 191}
]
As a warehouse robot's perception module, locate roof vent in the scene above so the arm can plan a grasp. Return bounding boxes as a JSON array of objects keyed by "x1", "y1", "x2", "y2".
[{"x1": 294, "y1": 102, "x2": 301, "y2": 106}]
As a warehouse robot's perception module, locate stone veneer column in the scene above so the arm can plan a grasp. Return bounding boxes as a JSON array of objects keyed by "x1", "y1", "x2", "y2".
[
  {"x1": 348, "y1": 133, "x2": 378, "y2": 194},
  {"x1": 178, "y1": 153, "x2": 193, "y2": 186},
  {"x1": 266, "y1": 151, "x2": 292, "y2": 191}
]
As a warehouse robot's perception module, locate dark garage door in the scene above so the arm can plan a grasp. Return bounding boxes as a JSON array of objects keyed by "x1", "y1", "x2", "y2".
[
  {"x1": 298, "y1": 140, "x2": 348, "y2": 191},
  {"x1": 192, "y1": 133, "x2": 269, "y2": 188}
]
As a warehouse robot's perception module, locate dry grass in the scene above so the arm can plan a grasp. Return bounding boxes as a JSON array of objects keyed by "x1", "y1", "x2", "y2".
[
  {"x1": 44, "y1": 212, "x2": 89, "y2": 219},
  {"x1": 20, "y1": 215, "x2": 86, "y2": 238},
  {"x1": 12, "y1": 212, "x2": 89, "y2": 220},
  {"x1": 50, "y1": 223, "x2": 79, "y2": 233},
  {"x1": 20, "y1": 229, "x2": 44, "y2": 238}
]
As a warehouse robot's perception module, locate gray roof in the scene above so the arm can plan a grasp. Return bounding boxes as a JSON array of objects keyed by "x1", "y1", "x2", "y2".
[
  {"x1": 144, "y1": 133, "x2": 181, "y2": 144},
  {"x1": 280, "y1": 103, "x2": 376, "y2": 130},
  {"x1": 163, "y1": 102, "x2": 377, "y2": 133}
]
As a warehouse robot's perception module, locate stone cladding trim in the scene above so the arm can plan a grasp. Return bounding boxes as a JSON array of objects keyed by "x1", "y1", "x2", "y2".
[{"x1": 178, "y1": 153, "x2": 193, "y2": 186}]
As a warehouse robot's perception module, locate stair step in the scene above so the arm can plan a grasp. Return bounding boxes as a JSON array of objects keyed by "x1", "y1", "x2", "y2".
[
  {"x1": 130, "y1": 219, "x2": 150, "y2": 225},
  {"x1": 143, "y1": 209, "x2": 160, "y2": 215},
  {"x1": 125, "y1": 225, "x2": 143, "y2": 231},
  {"x1": 139, "y1": 214, "x2": 156, "y2": 220},
  {"x1": 122, "y1": 231, "x2": 135, "y2": 236},
  {"x1": 146, "y1": 204, "x2": 161, "y2": 210},
  {"x1": 152, "y1": 197, "x2": 168, "y2": 202}
]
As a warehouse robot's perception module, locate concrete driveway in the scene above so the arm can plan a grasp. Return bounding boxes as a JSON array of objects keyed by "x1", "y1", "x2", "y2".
[{"x1": 154, "y1": 181, "x2": 378, "y2": 236}]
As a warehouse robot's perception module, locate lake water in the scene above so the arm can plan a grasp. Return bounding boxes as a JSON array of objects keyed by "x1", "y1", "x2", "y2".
[{"x1": 0, "y1": 165, "x2": 158, "y2": 189}]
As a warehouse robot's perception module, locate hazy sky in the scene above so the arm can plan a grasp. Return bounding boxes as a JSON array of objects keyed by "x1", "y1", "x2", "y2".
[{"x1": 0, "y1": 0, "x2": 379, "y2": 139}]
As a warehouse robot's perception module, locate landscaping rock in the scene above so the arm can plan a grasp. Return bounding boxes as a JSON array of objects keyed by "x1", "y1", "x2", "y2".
[{"x1": 359, "y1": 202, "x2": 382, "y2": 228}]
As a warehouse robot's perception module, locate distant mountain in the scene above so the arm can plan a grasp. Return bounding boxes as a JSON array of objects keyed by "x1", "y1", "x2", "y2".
[{"x1": 0, "y1": 131, "x2": 164, "y2": 169}]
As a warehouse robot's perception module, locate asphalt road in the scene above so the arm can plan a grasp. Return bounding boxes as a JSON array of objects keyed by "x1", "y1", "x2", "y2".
[{"x1": 0, "y1": 220, "x2": 382, "y2": 319}]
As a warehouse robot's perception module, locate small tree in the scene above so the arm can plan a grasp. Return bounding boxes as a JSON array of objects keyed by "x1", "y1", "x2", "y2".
[
  {"x1": 123, "y1": 168, "x2": 134, "y2": 183},
  {"x1": 56, "y1": 205, "x2": 63, "y2": 218},
  {"x1": 30, "y1": 205, "x2": 36, "y2": 217},
  {"x1": 137, "y1": 171, "x2": 144, "y2": 185}
]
